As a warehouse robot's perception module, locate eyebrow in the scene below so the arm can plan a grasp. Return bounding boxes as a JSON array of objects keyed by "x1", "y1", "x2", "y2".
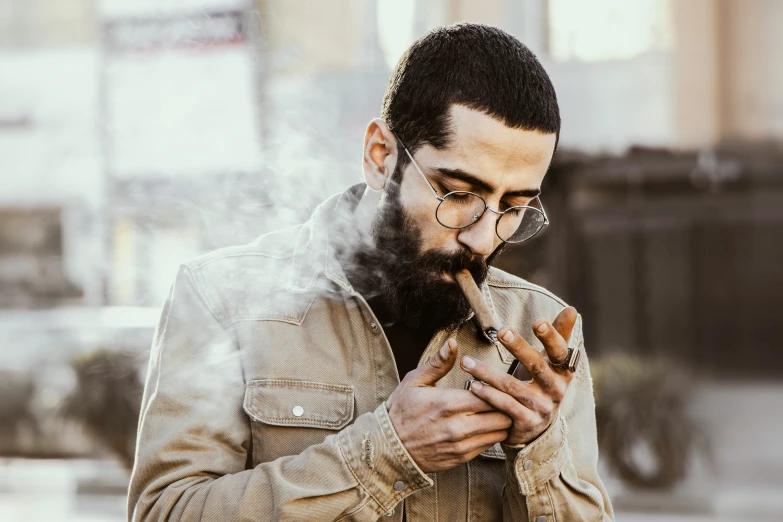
[{"x1": 434, "y1": 167, "x2": 542, "y2": 198}]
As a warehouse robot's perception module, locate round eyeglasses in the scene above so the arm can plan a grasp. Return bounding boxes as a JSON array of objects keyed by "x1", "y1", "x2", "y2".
[{"x1": 401, "y1": 146, "x2": 549, "y2": 244}]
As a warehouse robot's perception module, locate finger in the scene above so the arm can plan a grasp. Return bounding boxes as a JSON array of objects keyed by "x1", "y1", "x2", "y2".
[
  {"x1": 496, "y1": 329, "x2": 564, "y2": 398},
  {"x1": 532, "y1": 320, "x2": 570, "y2": 370},
  {"x1": 453, "y1": 429, "x2": 510, "y2": 459},
  {"x1": 436, "y1": 389, "x2": 497, "y2": 414},
  {"x1": 452, "y1": 411, "x2": 513, "y2": 440},
  {"x1": 462, "y1": 357, "x2": 552, "y2": 413},
  {"x1": 467, "y1": 381, "x2": 545, "y2": 425},
  {"x1": 409, "y1": 338, "x2": 457, "y2": 387},
  {"x1": 552, "y1": 306, "x2": 578, "y2": 345}
]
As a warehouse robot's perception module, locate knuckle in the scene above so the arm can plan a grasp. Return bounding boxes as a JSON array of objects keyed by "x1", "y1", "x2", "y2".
[
  {"x1": 447, "y1": 424, "x2": 465, "y2": 442},
  {"x1": 452, "y1": 440, "x2": 471, "y2": 456},
  {"x1": 446, "y1": 442, "x2": 465, "y2": 457},
  {"x1": 517, "y1": 395, "x2": 536, "y2": 412},
  {"x1": 434, "y1": 428, "x2": 453, "y2": 445},
  {"x1": 434, "y1": 396, "x2": 451, "y2": 414},
  {"x1": 493, "y1": 430, "x2": 509, "y2": 443},
  {"x1": 530, "y1": 360, "x2": 549, "y2": 379},
  {"x1": 498, "y1": 376, "x2": 519, "y2": 396},
  {"x1": 551, "y1": 383, "x2": 567, "y2": 403}
]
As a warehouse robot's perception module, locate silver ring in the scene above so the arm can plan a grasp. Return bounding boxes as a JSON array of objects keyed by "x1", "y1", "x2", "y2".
[{"x1": 550, "y1": 347, "x2": 581, "y2": 373}]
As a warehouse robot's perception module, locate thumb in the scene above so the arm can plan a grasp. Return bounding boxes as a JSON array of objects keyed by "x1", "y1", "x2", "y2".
[{"x1": 409, "y1": 338, "x2": 457, "y2": 386}]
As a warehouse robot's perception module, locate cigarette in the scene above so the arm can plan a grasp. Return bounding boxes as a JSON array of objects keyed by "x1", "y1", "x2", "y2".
[{"x1": 455, "y1": 269, "x2": 499, "y2": 341}]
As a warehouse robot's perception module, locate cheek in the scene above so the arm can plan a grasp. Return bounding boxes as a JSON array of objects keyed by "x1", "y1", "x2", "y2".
[{"x1": 397, "y1": 175, "x2": 457, "y2": 249}]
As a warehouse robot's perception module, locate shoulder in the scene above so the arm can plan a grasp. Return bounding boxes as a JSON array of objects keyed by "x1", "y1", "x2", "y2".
[
  {"x1": 186, "y1": 225, "x2": 300, "y2": 273},
  {"x1": 179, "y1": 225, "x2": 313, "y2": 326},
  {"x1": 486, "y1": 266, "x2": 569, "y2": 309}
]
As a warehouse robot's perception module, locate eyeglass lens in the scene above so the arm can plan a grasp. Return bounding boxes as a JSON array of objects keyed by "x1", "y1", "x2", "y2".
[{"x1": 436, "y1": 192, "x2": 545, "y2": 243}]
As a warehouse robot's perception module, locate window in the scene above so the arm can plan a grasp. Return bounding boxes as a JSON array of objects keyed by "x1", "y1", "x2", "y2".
[{"x1": 548, "y1": 0, "x2": 672, "y2": 62}]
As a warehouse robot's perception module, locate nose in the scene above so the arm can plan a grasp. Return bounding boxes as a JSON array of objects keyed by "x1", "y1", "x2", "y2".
[{"x1": 456, "y1": 209, "x2": 497, "y2": 258}]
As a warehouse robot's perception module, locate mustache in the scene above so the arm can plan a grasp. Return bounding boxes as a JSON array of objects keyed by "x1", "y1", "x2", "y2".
[{"x1": 400, "y1": 246, "x2": 489, "y2": 284}]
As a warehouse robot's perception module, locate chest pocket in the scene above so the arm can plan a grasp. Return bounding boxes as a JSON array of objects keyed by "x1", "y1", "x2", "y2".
[{"x1": 243, "y1": 379, "x2": 355, "y2": 463}]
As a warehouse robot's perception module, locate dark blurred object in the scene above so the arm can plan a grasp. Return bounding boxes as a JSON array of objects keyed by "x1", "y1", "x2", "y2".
[
  {"x1": 497, "y1": 144, "x2": 783, "y2": 378},
  {"x1": 61, "y1": 350, "x2": 143, "y2": 470},
  {"x1": 0, "y1": 370, "x2": 39, "y2": 453},
  {"x1": 591, "y1": 354, "x2": 705, "y2": 489},
  {"x1": 0, "y1": 207, "x2": 83, "y2": 308}
]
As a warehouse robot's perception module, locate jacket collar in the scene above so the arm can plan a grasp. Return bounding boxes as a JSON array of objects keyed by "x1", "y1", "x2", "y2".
[{"x1": 286, "y1": 186, "x2": 358, "y2": 293}]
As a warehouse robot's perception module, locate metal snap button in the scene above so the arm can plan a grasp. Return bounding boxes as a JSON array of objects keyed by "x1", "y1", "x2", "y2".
[
  {"x1": 535, "y1": 516, "x2": 548, "y2": 522},
  {"x1": 292, "y1": 405, "x2": 304, "y2": 417},
  {"x1": 523, "y1": 459, "x2": 533, "y2": 471},
  {"x1": 393, "y1": 481, "x2": 405, "y2": 491},
  {"x1": 370, "y1": 321, "x2": 379, "y2": 331}
]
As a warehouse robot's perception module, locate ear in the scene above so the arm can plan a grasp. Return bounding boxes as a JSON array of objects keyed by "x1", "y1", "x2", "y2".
[{"x1": 362, "y1": 118, "x2": 399, "y2": 191}]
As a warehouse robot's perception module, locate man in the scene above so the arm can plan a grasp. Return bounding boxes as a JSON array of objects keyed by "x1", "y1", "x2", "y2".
[{"x1": 129, "y1": 23, "x2": 613, "y2": 521}]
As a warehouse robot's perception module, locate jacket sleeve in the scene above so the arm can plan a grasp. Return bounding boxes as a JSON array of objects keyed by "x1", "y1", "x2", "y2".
[
  {"x1": 127, "y1": 266, "x2": 432, "y2": 522},
  {"x1": 501, "y1": 315, "x2": 615, "y2": 522}
]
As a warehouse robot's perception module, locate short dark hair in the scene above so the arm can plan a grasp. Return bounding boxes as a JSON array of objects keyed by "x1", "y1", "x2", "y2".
[{"x1": 382, "y1": 23, "x2": 560, "y2": 157}]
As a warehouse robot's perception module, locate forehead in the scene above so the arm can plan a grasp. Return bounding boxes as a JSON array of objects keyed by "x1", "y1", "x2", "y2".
[{"x1": 421, "y1": 104, "x2": 557, "y2": 190}]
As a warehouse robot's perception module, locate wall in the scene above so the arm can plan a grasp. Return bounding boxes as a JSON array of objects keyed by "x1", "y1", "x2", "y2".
[{"x1": 719, "y1": 0, "x2": 783, "y2": 141}]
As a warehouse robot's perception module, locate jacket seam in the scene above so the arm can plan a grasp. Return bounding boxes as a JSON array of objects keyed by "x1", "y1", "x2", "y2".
[
  {"x1": 488, "y1": 283, "x2": 568, "y2": 308},
  {"x1": 246, "y1": 380, "x2": 354, "y2": 392},
  {"x1": 189, "y1": 249, "x2": 295, "y2": 270},
  {"x1": 181, "y1": 265, "x2": 228, "y2": 329},
  {"x1": 246, "y1": 417, "x2": 350, "y2": 429},
  {"x1": 228, "y1": 285, "x2": 318, "y2": 326},
  {"x1": 545, "y1": 481, "x2": 557, "y2": 522},
  {"x1": 335, "y1": 496, "x2": 375, "y2": 521},
  {"x1": 336, "y1": 431, "x2": 387, "y2": 513}
]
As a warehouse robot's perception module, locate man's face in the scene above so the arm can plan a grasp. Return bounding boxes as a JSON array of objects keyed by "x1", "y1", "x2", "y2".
[
  {"x1": 363, "y1": 105, "x2": 557, "y2": 331},
  {"x1": 395, "y1": 105, "x2": 557, "y2": 267}
]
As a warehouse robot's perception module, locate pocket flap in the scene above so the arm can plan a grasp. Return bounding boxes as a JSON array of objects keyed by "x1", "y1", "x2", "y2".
[
  {"x1": 479, "y1": 443, "x2": 505, "y2": 460},
  {"x1": 243, "y1": 379, "x2": 355, "y2": 430}
]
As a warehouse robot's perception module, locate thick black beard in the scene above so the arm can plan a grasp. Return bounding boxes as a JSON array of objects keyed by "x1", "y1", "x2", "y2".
[{"x1": 349, "y1": 176, "x2": 505, "y2": 332}]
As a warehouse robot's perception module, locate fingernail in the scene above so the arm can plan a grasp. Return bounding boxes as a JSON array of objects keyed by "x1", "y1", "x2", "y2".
[
  {"x1": 537, "y1": 323, "x2": 548, "y2": 334},
  {"x1": 471, "y1": 380, "x2": 483, "y2": 391},
  {"x1": 462, "y1": 356, "x2": 475, "y2": 369},
  {"x1": 439, "y1": 342, "x2": 451, "y2": 359},
  {"x1": 502, "y1": 330, "x2": 514, "y2": 342}
]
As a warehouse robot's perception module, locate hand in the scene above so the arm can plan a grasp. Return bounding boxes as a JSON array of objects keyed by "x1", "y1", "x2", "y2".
[
  {"x1": 460, "y1": 306, "x2": 578, "y2": 446},
  {"x1": 386, "y1": 338, "x2": 513, "y2": 473}
]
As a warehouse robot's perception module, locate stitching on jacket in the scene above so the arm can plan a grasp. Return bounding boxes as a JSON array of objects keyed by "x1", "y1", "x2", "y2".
[
  {"x1": 227, "y1": 290, "x2": 319, "y2": 326},
  {"x1": 247, "y1": 379, "x2": 354, "y2": 392},
  {"x1": 376, "y1": 407, "x2": 432, "y2": 491},
  {"x1": 488, "y1": 281, "x2": 568, "y2": 308},
  {"x1": 336, "y1": 431, "x2": 387, "y2": 514},
  {"x1": 190, "y1": 249, "x2": 295, "y2": 271},
  {"x1": 538, "y1": 418, "x2": 568, "y2": 467},
  {"x1": 467, "y1": 460, "x2": 473, "y2": 522},
  {"x1": 334, "y1": 495, "x2": 374, "y2": 521},
  {"x1": 545, "y1": 481, "x2": 557, "y2": 522},
  {"x1": 243, "y1": 380, "x2": 355, "y2": 428},
  {"x1": 182, "y1": 265, "x2": 229, "y2": 329},
  {"x1": 479, "y1": 444, "x2": 506, "y2": 460}
]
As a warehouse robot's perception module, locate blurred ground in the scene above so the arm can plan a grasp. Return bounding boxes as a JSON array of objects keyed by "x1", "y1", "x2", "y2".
[{"x1": 1, "y1": 381, "x2": 781, "y2": 522}]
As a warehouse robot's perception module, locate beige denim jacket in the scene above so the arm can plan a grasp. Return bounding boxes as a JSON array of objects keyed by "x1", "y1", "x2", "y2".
[{"x1": 128, "y1": 187, "x2": 614, "y2": 522}]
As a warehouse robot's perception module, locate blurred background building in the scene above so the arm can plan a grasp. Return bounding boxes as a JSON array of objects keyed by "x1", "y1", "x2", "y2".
[{"x1": 1, "y1": 1, "x2": 782, "y2": 521}]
